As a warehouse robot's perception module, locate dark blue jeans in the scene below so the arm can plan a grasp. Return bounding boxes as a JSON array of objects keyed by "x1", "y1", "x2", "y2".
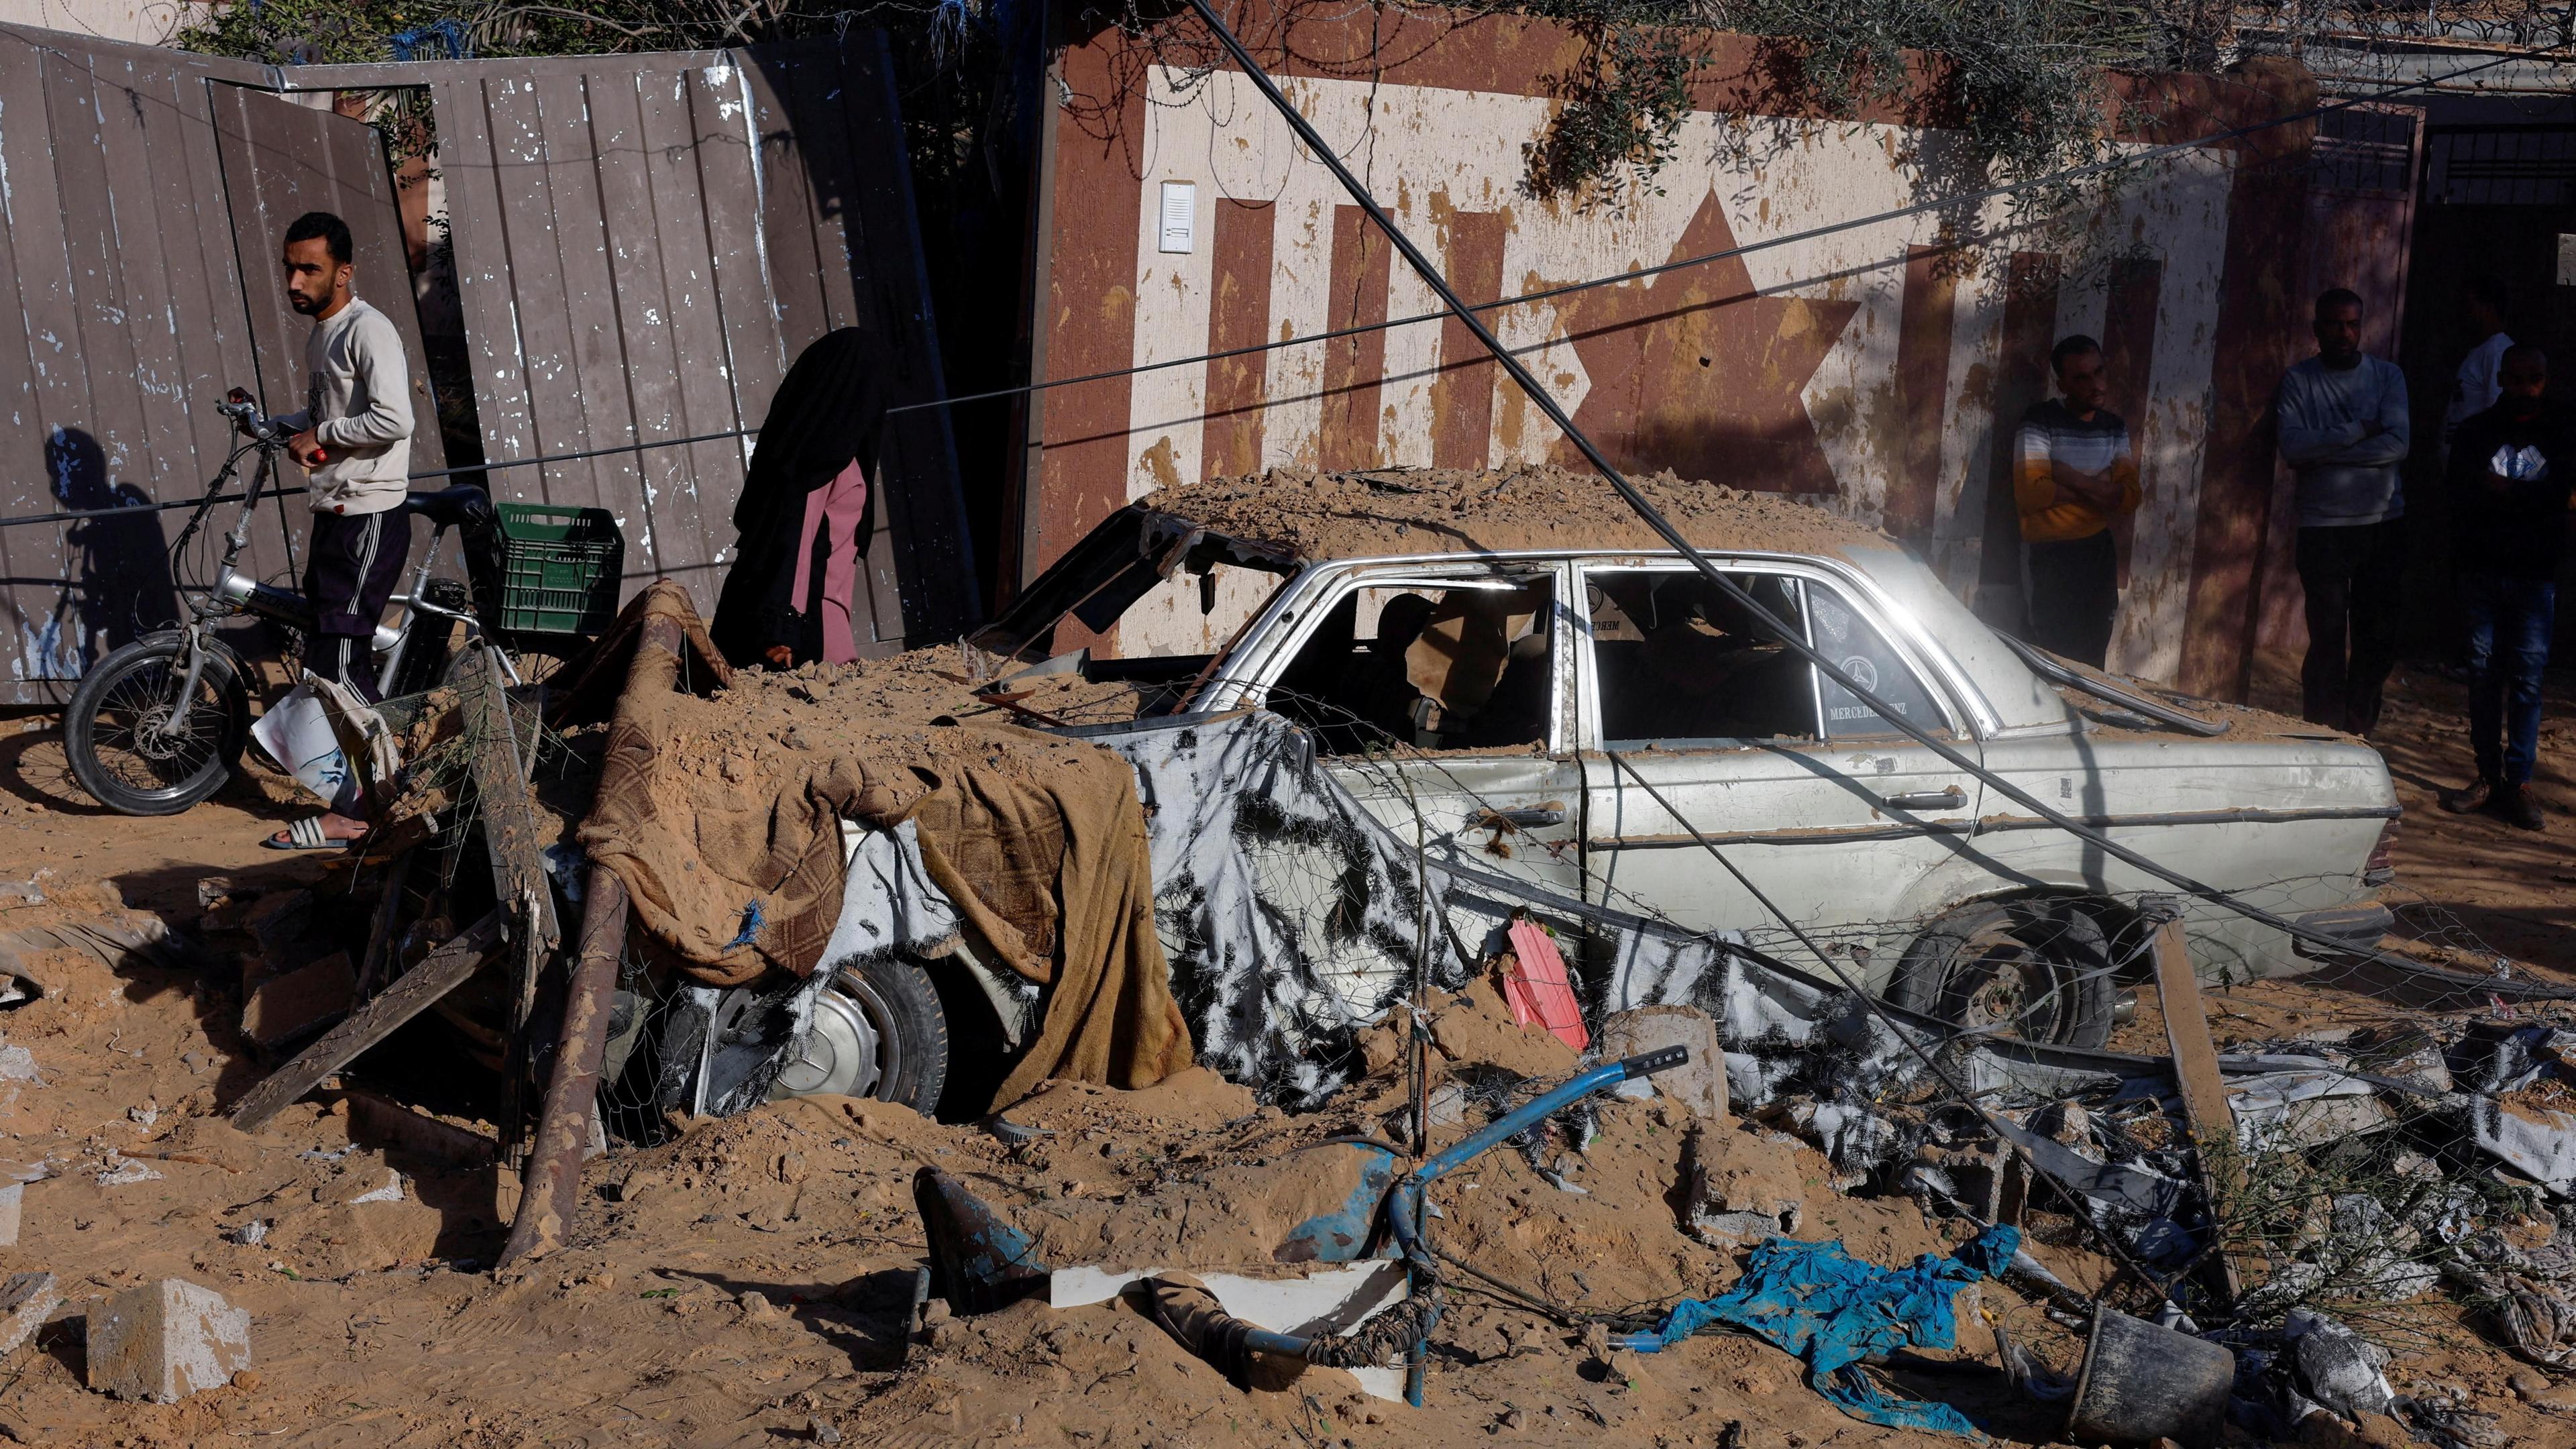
[{"x1": 2461, "y1": 572, "x2": 2557, "y2": 784}]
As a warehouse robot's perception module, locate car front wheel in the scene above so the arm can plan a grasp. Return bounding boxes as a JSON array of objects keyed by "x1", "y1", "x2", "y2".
[
  {"x1": 1888, "y1": 899, "x2": 2117, "y2": 1048},
  {"x1": 767, "y1": 955, "x2": 950, "y2": 1114}
]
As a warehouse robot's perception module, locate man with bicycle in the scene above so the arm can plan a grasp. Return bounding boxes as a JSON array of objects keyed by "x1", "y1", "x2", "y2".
[{"x1": 265, "y1": 211, "x2": 415, "y2": 845}]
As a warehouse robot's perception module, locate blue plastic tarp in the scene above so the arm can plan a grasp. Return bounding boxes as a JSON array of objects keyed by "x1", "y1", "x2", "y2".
[{"x1": 1638, "y1": 1224, "x2": 2021, "y2": 1437}]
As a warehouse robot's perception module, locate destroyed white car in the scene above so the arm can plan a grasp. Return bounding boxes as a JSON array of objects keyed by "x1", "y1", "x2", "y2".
[{"x1": 749, "y1": 469, "x2": 2399, "y2": 1116}]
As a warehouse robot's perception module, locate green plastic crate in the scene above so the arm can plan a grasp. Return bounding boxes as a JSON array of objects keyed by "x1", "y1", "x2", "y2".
[{"x1": 495, "y1": 502, "x2": 623, "y2": 639}]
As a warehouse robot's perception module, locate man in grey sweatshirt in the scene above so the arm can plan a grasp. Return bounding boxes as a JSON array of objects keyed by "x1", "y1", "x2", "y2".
[
  {"x1": 264, "y1": 210, "x2": 415, "y2": 846},
  {"x1": 2277, "y1": 287, "x2": 2410, "y2": 736}
]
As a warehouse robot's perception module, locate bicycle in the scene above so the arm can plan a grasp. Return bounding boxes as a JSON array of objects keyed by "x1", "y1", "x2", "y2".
[{"x1": 63, "y1": 388, "x2": 527, "y2": 816}]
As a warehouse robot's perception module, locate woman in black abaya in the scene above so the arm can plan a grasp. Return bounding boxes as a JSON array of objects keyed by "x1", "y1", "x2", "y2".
[{"x1": 710, "y1": 329, "x2": 890, "y2": 667}]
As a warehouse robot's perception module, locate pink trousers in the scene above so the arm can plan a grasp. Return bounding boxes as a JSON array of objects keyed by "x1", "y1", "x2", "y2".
[{"x1": 792, "y1": 460, "x2": 869, "y2": 664}]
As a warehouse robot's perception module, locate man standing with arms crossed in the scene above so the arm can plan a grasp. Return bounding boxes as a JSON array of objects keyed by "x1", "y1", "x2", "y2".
[
  {"x1": 2277, "y1": 288, "x2": 2410, "y2": 737},
  {"x1": 2012, "y1": 335, "x2": 2140, "y2": 669},
  {"x1": 263, "y1": 210, "x2": 415, "y2": 847}
]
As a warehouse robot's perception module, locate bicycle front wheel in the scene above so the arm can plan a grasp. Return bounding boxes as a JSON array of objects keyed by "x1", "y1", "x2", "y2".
[{"x1": 64, "y1": 635, "x2": 250, "y2": 815}]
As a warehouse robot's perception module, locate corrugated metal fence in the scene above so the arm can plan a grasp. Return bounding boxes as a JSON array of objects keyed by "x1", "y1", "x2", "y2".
[{"x1": 0, "y1": 23, "x2": 971, "y2": 703}]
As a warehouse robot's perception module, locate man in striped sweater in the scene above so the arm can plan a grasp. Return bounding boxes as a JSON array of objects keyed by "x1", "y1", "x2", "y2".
[{"x1": 2012, "y1": 335, "x2": 2141, "y2": 669}]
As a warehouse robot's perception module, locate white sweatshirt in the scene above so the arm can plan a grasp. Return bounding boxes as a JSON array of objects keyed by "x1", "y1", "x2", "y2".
[{"x1": 272, "y1": 297, "x2": 415, "y2": 515}]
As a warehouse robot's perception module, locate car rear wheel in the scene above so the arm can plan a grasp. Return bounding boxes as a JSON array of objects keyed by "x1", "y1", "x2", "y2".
[
  {"x1": 1888, "y1": 899, "x2": 2116, "y2": 1048},
  {"x1": 768, "y1": 955, "x2": 949, "y2": 1114}
]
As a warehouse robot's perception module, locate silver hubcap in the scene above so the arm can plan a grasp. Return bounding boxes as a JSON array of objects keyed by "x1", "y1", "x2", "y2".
[{"x1": 771, "y1": 969, "x2": 900, "y2": 1100}]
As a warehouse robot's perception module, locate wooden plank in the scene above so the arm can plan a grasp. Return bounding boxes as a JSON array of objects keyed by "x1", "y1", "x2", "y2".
[
  {"x1": 457, "y1": 645, "x2": 560, "y2": 949},
  {"x1": 85, "y1": 54, "x2": 195, "y2": 513},
  {"x1": 2147, "y1": 904, "x2": 2243, "y2": 1304},
  {"x1": 45, "y1": 53, "x2": 154, "y2": 505},
  {"x1": 584, "y1": 71, "x2": 681, "y2": 582},
  {"x1": 227, "y1": 910, "x2": 503, "y2": 1132},
  {"x1": 352, "y1": 850, "x2": 415, "y2": 1002},
  {"x1": 485, "y1": 76, "x2": 588, "y2": 513},
  {"x1": 0, "y1": 42, "x2": 109, "y2": 690},
  {"x1": 631, "y1": 64, "x2": 748, "y2": 606},
  {"x1": 458, "y1": 644, "x2": 559, "y2": 1153},
  {"x1": 0, "y1": 34, "x2": 64, "y2": 700},
  {"x1": 691, "y1": 61, "x2": 786, "y2": 409},
  {"x1": 740, "y1": 52, "x2": 831, "y2": 361},
  {"x1": 151, "y1": 70, "x2": 260, "y2": 488},
  {"x1": 307, "y1": 91, "x2": 447, "y2": 474},
  {"x1": 432, "y1": 76, "x2": 538, "y2": 488},
  {"x1": 535, "y1": 72, "x2": 638, "y2": 519}
]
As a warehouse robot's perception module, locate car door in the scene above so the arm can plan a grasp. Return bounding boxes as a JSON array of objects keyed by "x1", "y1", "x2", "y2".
[
  {"x1": 1573, "y1": 558, "x2": 1983, "y2": 973},
  {"x1": 1234, "y1": 558, "x2": 1589, "y2": 912}
]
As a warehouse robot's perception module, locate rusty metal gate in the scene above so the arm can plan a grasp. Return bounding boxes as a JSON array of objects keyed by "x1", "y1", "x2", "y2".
[{"x1": 0, "y1": 23, "x2": 969, "y2": 703}]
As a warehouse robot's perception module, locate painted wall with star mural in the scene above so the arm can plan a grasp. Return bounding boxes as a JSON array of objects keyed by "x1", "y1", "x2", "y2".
[{"x1": 1021, "y1": 7, "x2": 2329, "y2": 698}]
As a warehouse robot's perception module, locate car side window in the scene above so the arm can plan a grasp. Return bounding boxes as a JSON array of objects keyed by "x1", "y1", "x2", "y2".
[
  {"x1": 1589, "y1": 570, "x2": 1817, "y2": 745},
  {"x1": 1805, "y1": 582, "x2": 1941, "y2": 738},
  {"x1": 1265, "y1": 574, "x2": 1556, "y2": 755}
]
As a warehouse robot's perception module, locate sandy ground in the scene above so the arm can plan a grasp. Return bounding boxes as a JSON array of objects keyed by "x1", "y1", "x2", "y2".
[{"x1": 0, "y1": 660, "x2": 2566, "y2": 1447}]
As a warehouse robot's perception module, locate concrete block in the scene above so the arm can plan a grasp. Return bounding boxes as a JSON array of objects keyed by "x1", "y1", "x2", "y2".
[
  {"x1": 0, "y1": 1181, "x2": 18, "y2": 1247},
  {"x1": 240, "y1": 951, "x2": 354, "y2": 1049},
  {"x1": 1597, "y1": 1006, "x2": 1727, "y2": 1122},
  {"x1": 0, "y1": 1272, "x2": 56, "y2": 1357},
  {"x1": 85, "y1": 1279, "x2": 250, "y2": 1402}
]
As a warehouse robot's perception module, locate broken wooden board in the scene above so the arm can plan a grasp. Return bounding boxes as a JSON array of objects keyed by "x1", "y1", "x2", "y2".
[
  {"x1": 227, "y1": 912, "x2": 502, "y2": 1132},
  {"x1": 457, "y1": 646, "x2": 560, "y2": 1155},
  {"x1": 456, "y1": 646, "x2": 559, "y2": 953},
  {"x1": 2149, "y1": 908, "x2": 2244, "y2": 1303}
]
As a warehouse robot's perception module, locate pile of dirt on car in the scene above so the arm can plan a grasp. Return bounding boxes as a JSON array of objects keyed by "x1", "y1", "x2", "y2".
[{"x1": 1140, "y1": 463, "x2": 1888, "y2": 561}]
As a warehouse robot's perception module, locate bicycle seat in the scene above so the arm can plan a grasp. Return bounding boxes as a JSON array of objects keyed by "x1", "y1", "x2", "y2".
[{"x1": 403, "y1": 484, "x2": 494, "y2": 530}]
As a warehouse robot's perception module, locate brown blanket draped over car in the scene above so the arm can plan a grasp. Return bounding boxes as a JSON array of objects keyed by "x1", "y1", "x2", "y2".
[{"x1": 571, "y1": 585, "x2": 1193, "y2": 1108}]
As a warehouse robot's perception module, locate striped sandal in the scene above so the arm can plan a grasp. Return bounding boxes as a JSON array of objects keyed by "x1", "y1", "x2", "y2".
[{"x1": 262, "y1": 816, "x2": 361, "y2": 851}]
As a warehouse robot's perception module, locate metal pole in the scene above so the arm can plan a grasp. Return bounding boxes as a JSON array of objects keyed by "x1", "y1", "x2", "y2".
[{"x1": 500, "y1": 863, "x2": 629, "y2": 1268}]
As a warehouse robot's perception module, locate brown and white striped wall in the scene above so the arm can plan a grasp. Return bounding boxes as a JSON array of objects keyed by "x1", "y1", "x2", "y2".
[{"x1": 1019, "y1": 6, "x2": 2353, "y2": 699}]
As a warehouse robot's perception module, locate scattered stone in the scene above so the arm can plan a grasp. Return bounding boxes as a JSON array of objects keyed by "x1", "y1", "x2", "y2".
[
  {"x1": 85, "y1": 1279, "x2": 252, "y2": 1403},
  {"x1": 227, "y1": 1220, "x2": 268, "y2": 1246},
  {"x1": 2033, "y1": 1099, "x2": 2092, "y2": 1148},
  {"x1": 127, "y1": 1102, "x2": 158, "y2": 1129},
  {"x1": 95, "y1": 1155, "x2": 162, "y2": 1187},
  {"x1": 0, "y1": 1273, "x2": 56, "y2": 1357},
  {"x1": 739, "y1": 1290, "x2": 777, "y2": 1320},
  {"x1": 238, "y1": 889, "x2": 314, "y2": 962},
  {"x1": 347, "y1": 1171, "x2": 405, "y2": 1205},
  {"x1": 182, "y1": 1051, "x2": 210, "y2": 1076},
  {"x1": 0, "y1": 1183, "x2": 17, "y2": 1248},
  {"x1": 239, "y1": 951, "x2": 354, "y2": 1049},
  {"x1": 0, "y1": 1040, "x2": 36, "y2": 1083},
  {"x1": 1595, "y1": 1006, "x2": 1727, "y2": 1122},
  {"x1": 2511, "y1": 1371, "x2": 2550, "y2": 1400}
]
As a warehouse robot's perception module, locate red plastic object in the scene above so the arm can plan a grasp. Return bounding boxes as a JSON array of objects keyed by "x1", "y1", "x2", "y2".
[{"x1": 1501, "y1": 918, "x2": 1589, "y2": 1053}]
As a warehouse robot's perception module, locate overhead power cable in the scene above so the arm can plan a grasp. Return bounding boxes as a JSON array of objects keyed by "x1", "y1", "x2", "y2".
[{"x1": 3, "y1": 35, "x2": 2559, "y2": 535}]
